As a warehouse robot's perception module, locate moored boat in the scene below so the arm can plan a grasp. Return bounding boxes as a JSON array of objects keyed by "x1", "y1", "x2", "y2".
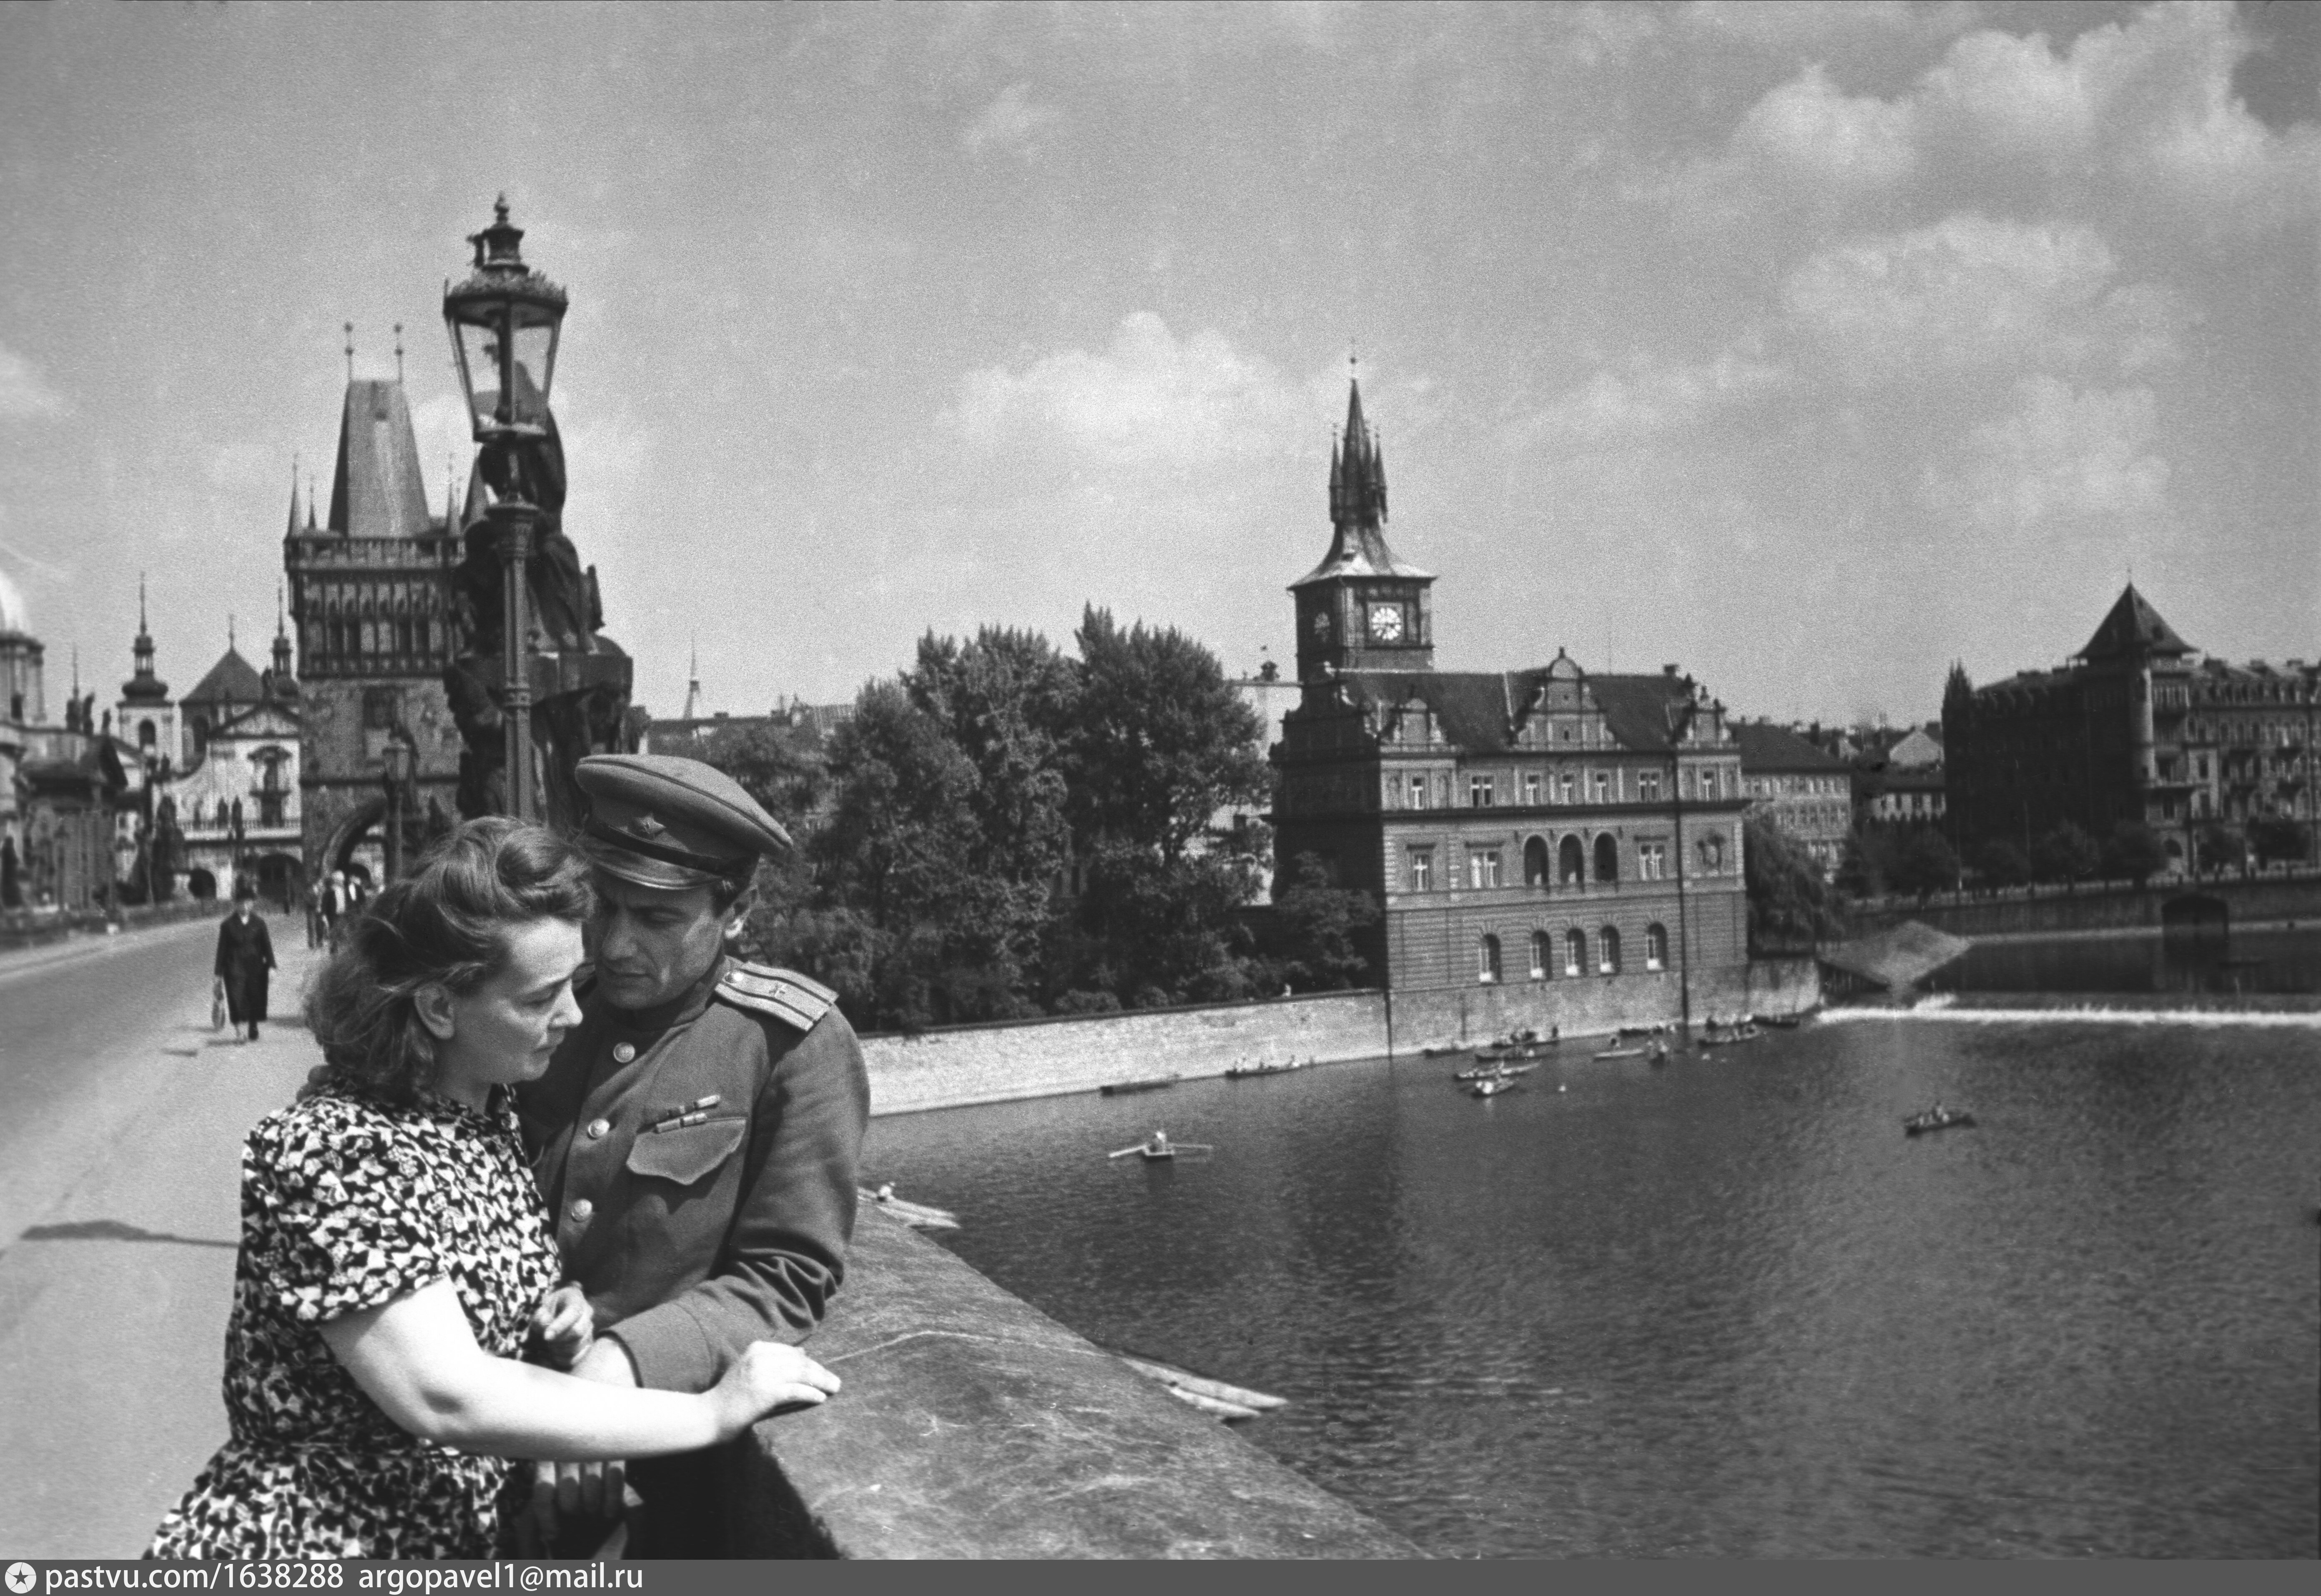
[
  {"x1": 1470, "y1": 1076, "x2": 1518, "y2": 1097},
  {"x1": 1903, "y1": 1105, "x2": 1976, "y2": 1136},
  {"x1": 1101, "y1": 1075, "x2": 1181, "y2": 1095}
]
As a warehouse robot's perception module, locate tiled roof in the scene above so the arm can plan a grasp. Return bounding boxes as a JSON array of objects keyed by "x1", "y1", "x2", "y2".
[
  {"x1": 326, "y1": 380, "x2": 435, "y2": 539},
  {"x1": 182, "y1": 646, "x2": 266, "y2": 709},
  {"x1": 1338, "y1": 668, "x2": 1701, "y2": 756},
  {"x1": 1731, "y1": 721, "x2": 1848, "y2": 773},
  {"x1": 2078, "y1": 584, "x2": 2193, "y2": 661}
]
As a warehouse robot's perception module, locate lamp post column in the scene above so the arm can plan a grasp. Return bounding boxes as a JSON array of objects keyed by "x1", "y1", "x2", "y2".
[{"x1": 500, "y1": 511, "x2": 535, "y2": 823}]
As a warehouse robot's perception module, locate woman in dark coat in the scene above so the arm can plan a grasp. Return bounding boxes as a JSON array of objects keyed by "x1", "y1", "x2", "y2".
[{"x1": 215, "y1": 890, "x2": 277, "y2": 1043}]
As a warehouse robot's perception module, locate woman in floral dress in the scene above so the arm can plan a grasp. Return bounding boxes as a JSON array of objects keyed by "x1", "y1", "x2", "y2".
[{"x1": 149, "y1": 819, "x2": 838, "y2": 1559}]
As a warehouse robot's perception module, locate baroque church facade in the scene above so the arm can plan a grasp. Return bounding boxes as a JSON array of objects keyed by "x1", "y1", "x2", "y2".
[{"x1": 1270, "y1": 381, "x2": 1756, "y2": 1035}]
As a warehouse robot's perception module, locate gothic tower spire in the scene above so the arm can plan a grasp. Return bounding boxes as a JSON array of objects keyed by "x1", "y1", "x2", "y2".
[{"x1": 1291, "y1": 366, "x2": 1434, "y2": 682}]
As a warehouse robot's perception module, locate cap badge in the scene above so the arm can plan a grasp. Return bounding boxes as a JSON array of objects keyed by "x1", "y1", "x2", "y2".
[{"x1": 627, "y1": 812, "x2": 668, "y2": 840}]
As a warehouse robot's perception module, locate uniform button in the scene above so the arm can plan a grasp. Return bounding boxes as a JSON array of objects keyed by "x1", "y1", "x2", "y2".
[
  {"x1": 612, "y1": 1042, "x2": 637, "y2": 1064},
  {"x1": 586, "y1": 1118, "x2": 611, "y2": 1140},
  {"x1": 568, "y1": 1198, "x2": 594, "y2": 1223}
]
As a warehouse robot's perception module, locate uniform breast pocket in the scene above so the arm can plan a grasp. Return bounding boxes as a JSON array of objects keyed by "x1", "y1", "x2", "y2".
[{"x1": 625, "y1": 1116, "x2": 748, "y2": 1188}]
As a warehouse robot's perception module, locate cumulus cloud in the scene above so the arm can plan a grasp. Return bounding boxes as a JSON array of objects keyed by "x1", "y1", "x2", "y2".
[
  {"x1": 1780, "y1": 214, "x2": 2187, "y2": 381},
  {"x1": 945, "y1": 313, "x2": 1308, "y2": 472},
  {"x1": 1676, "y1": 3, "x2": 2318, "y2": 232},
  {"x1": 961, "y1": 82, "x2": 1061, "y2": 159},
  {"x1": 1511, "y1": 347, "x2": 1787, "y2": 449},
  {"x1": 0, "y1": 342, "x2": 67, "y2": 420},
  {"x1": 1926, "y1": 376, "x2": 2170, "y2": 534}
]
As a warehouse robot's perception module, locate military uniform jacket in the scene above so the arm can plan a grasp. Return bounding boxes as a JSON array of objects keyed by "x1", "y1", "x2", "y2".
[{"x1": 517, "y1": 957, "x2": 871, "y2": 1394}]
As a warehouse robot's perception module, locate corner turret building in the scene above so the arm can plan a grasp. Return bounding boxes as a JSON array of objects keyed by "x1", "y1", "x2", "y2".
[
  {"x1": 1946, "y1": 584, "x2": 2319, "y2": 869},
  {"x1": 1270, "y1": 378, "x2": 1756, "y2": 1037}
]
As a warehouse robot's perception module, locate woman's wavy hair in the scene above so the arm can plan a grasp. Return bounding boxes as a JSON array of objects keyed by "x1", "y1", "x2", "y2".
[{"x1": 302, "y1": 818, "x2": 594, "y2": 1103}]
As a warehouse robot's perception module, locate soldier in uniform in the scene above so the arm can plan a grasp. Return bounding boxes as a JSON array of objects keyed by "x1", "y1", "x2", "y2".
[{"x1": 517, "y1": 754, "x2": 870, "y2": 1555}]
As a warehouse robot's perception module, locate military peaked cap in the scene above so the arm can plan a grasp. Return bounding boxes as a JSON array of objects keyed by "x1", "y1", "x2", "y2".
[{"x1": 575, "y1": 753, "x2": 793, "y2": 891}]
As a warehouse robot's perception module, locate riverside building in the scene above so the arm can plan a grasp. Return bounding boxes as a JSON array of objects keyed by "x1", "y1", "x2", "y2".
[
  {"x1": 1944, "y1": 584, "x2": 2320, "y2": 869},
  {"x1": 1269, "y1": 378, "x2": 1754, "y2": 1033}
]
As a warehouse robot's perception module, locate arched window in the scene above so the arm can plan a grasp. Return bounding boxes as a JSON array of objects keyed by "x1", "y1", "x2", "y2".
[
  {"x1": 1645, "y1": 923, "x2": 1668, "y2": 972},
  {"x1": 1478, "y1": 934, "x2": 1502, "y2": 984},
  {"x1": 1599, "y1": 926, "x2": 1621, "y2": 975},
  {"x1": 1524, "y1": 836, "x2": 1550, "y2": 887},
  {"x1": 1563, "y1": 928, "x2": 1586, "y2": 978},
  {"x1": 1558, "y1": 835, "x2": 1585, "y2": 885},
  {"x1": 137, "y1": 719, "x2": 156, "y2": 749},
  {"x1": 1529, "y1": 930, "x2": 1549, "y2": 979},
  {"x1": 1593, "y1": 833, "x2": 1619, "y2": 883}
]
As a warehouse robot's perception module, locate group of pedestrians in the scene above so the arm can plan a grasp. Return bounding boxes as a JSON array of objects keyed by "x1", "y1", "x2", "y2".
[
  {"x1": 157, "y1": 754, "x2": 869, "y2": 1558},
  {"x1": 304, "y1": 870, "x2": 366, "y2": 951}
]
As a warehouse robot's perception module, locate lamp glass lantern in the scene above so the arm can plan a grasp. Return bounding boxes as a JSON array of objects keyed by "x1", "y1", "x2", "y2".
[
  {"x1": 442, "y1": 198, "x2": 566, "y2": 446},
  {"x1": 380, "y1": 738, "x2": 412, "y2": 789}
]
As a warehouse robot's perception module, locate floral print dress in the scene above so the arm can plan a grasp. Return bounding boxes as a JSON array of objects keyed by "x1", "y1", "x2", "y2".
[{"x1": 148, "y1": 1087, "x2": 563, "y2": 1559}]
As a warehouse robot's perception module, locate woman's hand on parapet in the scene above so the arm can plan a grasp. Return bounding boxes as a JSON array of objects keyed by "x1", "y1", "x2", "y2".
[
  {"x1": 707, "y1": 1340, "x2": 841, "y2": 1439},
  {"x1": 528, "y1": 1283, "x2": 594, "y2": 1370}
]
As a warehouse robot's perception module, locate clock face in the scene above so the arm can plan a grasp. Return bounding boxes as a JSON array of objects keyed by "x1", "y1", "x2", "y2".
[{"x1": 1368, "y1": 603, "x2": 1405, "y2": 643}]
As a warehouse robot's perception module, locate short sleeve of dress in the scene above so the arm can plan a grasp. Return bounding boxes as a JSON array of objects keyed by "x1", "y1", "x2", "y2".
[{"x1": 249, "y1": 1103, "x2": 448, "y2": 1325}]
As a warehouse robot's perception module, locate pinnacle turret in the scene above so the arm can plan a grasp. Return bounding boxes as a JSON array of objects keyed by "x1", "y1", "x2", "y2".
[{"x1": 122, "y1": 574, "x2": 169, "y2": 702}]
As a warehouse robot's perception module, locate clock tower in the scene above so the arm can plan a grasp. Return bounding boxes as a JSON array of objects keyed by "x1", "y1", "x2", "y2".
[{"x1": 1292, "y1": 374, "x2": 1435, "y2": 681}]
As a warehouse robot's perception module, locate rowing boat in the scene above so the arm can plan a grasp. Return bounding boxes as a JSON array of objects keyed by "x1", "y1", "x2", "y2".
[{"x1": 1592, "y1": 1045, "x2": 1648, "y2": 1060}]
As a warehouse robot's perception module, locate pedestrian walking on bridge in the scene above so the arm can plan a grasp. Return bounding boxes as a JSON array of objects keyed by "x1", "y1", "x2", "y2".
[{"x1": 214, "y1": 887, "x2": 276, "y2": 1043}]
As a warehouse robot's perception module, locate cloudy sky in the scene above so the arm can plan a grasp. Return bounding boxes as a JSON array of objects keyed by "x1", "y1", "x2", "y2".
[{"x1": 0, "y1": 0, "x2": 2312, "y2": 727}]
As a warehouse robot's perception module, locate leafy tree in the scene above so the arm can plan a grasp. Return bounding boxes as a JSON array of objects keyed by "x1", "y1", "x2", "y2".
[
  {"x1": 1834, "y1": 828, "x2": 1894, "y2": 899},
  {"x1": 765, "y1": 682, "x2": 1047, "y2": 1032},
  {"x1": 2249, "y1": 817, "x2": 2311, "y2": 866},
  {"x1": 1271, "y1": 852, "x2": 1382, "y2": 990},
  {"x1": 2100, "y1": 820, "x2": 2168, "y2": 885},
  {"x1": 1887, "y1": 827, "x2": 1960, "y2": 902},
  {"x1": 1743, "y1": 816, "x2": 1840, "y2": 950},
  {"x1": 690, "y1": 718, "x2": 826, "y2": 833},
  {"x1": 2031, "y1": 820, "x2": 2099, "y2": 887},
  {"x1": 1967, "y1": 838, "x2": 2031, "y2": 889},
  {"x1": 904, "y1": 627, "x2": 1074, "y2": 895},
  {"x1": 1064, "y1": 607, "x2": 1269, "y2": 867},
  {"x1": 1056, "y1": 608, "x2": 1272, "y2": 1007},
  {"x1": 2196, "y1": 823, "x2": 2246, "y2": 876}
]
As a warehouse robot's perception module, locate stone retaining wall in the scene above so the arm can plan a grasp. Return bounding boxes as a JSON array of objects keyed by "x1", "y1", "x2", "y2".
[
  {"x1": 862, "y1": 990, "x2": 1390, "y2": 1116},
  {"x1": 861, "y1": 960, "x2": 1822, "y2": 1117}
]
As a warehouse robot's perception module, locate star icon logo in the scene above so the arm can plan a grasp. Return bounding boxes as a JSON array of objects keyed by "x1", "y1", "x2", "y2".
[
  {"x1": 8, "y1": 1562, "x2": 36, "y2": 1594},
  {"x1": 628, "y1": 813, "x2": 667, "y2": 840}
]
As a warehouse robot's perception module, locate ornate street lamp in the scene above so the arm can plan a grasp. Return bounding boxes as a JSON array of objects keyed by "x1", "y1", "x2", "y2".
[
  {"x1": 443, "y1": 196, "x2": 567, "y2": 823},
  {"x1": 381, "y1": 735, "x2": 414, "y2": 884}
]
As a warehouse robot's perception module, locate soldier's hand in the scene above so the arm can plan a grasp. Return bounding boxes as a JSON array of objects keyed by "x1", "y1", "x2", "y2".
[
  {"x1": 529, "y1": 1283, "x2": 593, "y2": 1370},
  {"x1": 707, "y1": 1341, "x2": 841, "y2": 1438},
  {"x1": 524, "y1": 1458, "x2": 626, "y2": 1547}
]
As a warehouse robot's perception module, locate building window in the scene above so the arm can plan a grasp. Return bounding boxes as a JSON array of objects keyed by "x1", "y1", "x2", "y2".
[
  {"x1": 1530, "y1": 931, "x2": 1549, "y2": 979},
  {"x1": 1564, "y1": 928, "x2": 1586, "y2": 977},
  {"x1": 1559, "y1": 834, "x2": 1585, "y2": 884},
  {"x1": 1638, "y1": 769, "x2": 1661, "y2": 802},
  {"x1": 1599, "y1": 927, "x2": 1621, "y2": 975},
  {"x1": 1558, "y1": 772, "x2": 1575, "y2": 804},
  {"x1": 1591, "y1": 770, "x2": 1610, "y2": 803},
  {"x1": 1409, "y1": 774, "x2": 1428, "y2": 810},
  {"x1": 1436, "y1": 774, "x2": 1450, "y2": 807},
  {"x1": 1479, "y1": 934, "x2": 1502, "y2": 984},
  {"x1": 1469, "y1": 849, "x2": 1502, "y2": 889},
  {"x1": 1408, "y1": 848, "x2": 1433, "y2": 892},
  {"x1": 1524, "y1": 772, "x2": 1541, "y2": 805},
  {"x1": 1638, "y1": 841, "x2": 1666, "y2": 880},
  {"x1": 1470, "y1": 774, "x2": 1495, "y2": 807},
  {"x1": 1524, "y1": 836, "x2": 1550, "y2": 886},
  {"x1": 1699, "y1": 832, "x2": 1725, "y2": 872},
  {"x1": 1593, "y1": 833, "x2": 1620, "y2": 882},
  {"x1": 1645, "y1": 923, "x2": 1667, "y2": 971}
]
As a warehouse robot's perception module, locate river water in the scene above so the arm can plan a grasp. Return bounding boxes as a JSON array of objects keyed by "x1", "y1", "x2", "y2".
[{"x1": 863, "y1": 937, "x2": 2321, "y2": 1558}]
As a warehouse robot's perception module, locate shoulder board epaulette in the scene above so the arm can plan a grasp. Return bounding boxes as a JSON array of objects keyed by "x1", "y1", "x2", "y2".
[{"x1": 715, "y1": 962, "x2": 837, "y2": 1032}]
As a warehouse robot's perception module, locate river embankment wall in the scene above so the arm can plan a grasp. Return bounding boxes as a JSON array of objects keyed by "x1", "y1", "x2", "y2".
[
  {"x1": 1846, "y1": 872, "x2": 2321, "y2": 940},
  {"x1": 861, "y1": 959, "x2": 1821, "y2": 1116}
]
